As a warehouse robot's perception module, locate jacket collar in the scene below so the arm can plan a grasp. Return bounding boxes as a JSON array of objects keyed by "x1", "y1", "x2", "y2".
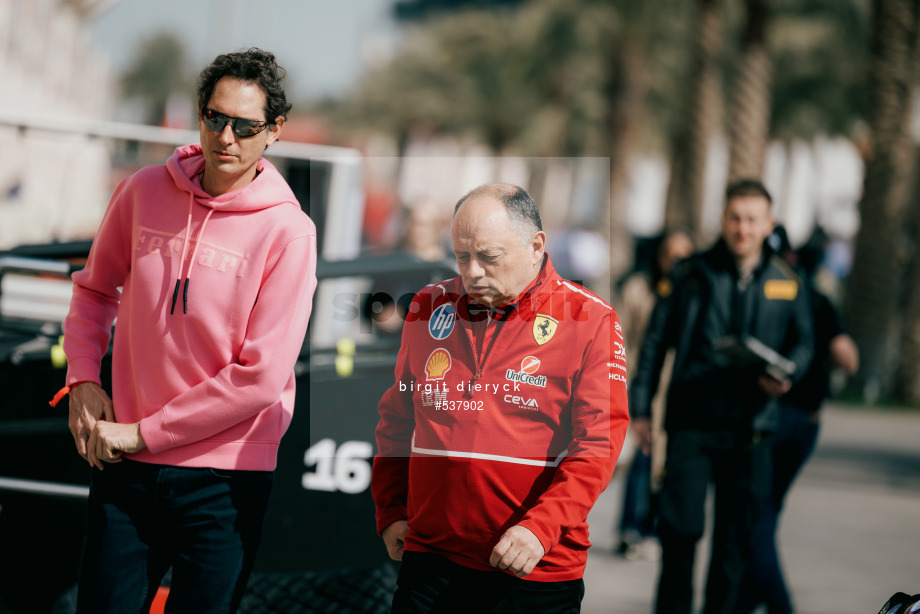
[{"x1": 709, "y1": 238, "x2": 773, "y2": 280}]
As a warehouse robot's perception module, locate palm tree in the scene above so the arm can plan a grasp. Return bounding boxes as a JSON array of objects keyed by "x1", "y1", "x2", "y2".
[
  {"x1": 339, "y1": 0, "x2": 620, "y2": 203},
  {"x1": 663, "y1": 0, "x2": 724, "y2": 244},
  {"x1": 602, "y1": 0, "x2": 681, "y2": 277},
  {"x1": 726, "y1": 0, "x2": 772, "y2": 182},
  {"x1": 768, "y1": 0, "x2": 868, "y2": 142},
  {"x1": 844, "y1": 0, "x2": 920, "y2": 403},
  {"x1": 895, "y1": 168, "x2": 920, "y2": 404}
]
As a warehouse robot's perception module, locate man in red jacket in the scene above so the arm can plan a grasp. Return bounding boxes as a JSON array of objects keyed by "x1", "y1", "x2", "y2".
[{"x1": 372, "y1": 184, "x2": 630, "y2": 613}]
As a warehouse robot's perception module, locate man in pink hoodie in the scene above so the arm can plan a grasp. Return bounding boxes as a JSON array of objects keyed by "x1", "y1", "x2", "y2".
[{"x1": 62, "y1": 48, "x2": 316, "y2": 613}]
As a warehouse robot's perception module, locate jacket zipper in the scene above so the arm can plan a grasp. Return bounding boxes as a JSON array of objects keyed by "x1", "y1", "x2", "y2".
[
  {"x1": 462, "y1": 311, "x2": 506, "y2": 399},
  {"x1": 459, "y1": 280, "x2": 541, "y2": 399}
]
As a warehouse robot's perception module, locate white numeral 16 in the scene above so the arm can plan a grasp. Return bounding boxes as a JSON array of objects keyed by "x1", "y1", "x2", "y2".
[{"x1": 302, "y1": 438, "x2": 373, "y2": 494}]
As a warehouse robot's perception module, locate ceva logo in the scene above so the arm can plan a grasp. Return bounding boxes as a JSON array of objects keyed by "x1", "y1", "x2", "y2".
[
  {"x1": 504, "y1": 394, "x2": 540, "y2": 410},
  {"x1": 429, "y1": 304, "x2": 456, "y2": 340}
]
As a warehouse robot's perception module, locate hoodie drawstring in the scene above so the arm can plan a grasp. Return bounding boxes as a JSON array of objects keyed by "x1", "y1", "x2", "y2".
[
  {"x1": 170, "y1": 194, "x2": 194, "y2": 315},
  {"x1": 170, "y1": 193, "x2": 215, "y2": 315}
]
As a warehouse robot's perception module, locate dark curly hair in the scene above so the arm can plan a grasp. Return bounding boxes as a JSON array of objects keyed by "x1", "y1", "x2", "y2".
[{"x1": 196, "y1": 48, "x2": 292, "y2": 124}]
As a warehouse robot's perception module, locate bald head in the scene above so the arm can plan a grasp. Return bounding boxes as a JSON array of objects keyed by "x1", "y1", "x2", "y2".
[
  {"x1": 451, "y1": 184, "x2": 546, "y2": 307},
  {"x1": 454, "y1": 184, "x2": 542, "y2": 245}
]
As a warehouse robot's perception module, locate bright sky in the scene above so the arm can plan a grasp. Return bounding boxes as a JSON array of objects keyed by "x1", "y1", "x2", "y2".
[{"x1": 89, "y1": 0, "x2": 399, "y2": 102}]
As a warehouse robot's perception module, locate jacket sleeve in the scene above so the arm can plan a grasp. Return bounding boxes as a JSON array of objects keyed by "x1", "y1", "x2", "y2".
[
  {"x1": 371, "y1": 305, "x2": 417, "y2": 535},
  {"x1": 516, "y1": 309, "x2": 630, "y2": 554},
  {"x1": 784, "y1": 273, "x2": 814, "y2": 382},
  {"x1": 63, "y1": 179, "x2": 133, "y2": 386},
  {"x1": 138, "y1": 232, "x2": 316, "y2": 453},
  {"x1": 628, "y1": 271, "x2": 681, "y2": 420}
]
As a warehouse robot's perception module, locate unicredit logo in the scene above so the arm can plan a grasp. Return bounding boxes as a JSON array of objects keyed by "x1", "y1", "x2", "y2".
[{"x1": 506, "y1": 368, "x2": 547, "y2": 388}]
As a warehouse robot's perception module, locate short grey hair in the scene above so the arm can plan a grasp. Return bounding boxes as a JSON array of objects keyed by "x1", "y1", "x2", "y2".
[{"x1": 453, "y1": 184, "x2": 543, "y2": 244}]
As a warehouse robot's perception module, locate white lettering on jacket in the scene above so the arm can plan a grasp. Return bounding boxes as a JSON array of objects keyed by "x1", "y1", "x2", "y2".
[
  {"x1": 136, "y1": 226, "x2": 249, "y2": 278},
  {"x1": 504, "y1": 394, "x2": 540, "y2": 410}
]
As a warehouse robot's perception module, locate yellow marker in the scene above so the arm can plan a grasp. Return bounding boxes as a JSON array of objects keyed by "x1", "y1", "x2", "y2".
[
  {"x1": 764, "y1": 280, "x2": 797, "y2": 301},
  {"x1": 337, "y1": 337, "x2": 356, "y2": 357},
  {"x1": 335, "y1": 338, "x2": 355, "y2": 377},
  {"x1": 657, "y1": 278, "x2": 673, "y2": 298},
  {"x1": 335, "y1": 355, "x2": 354, "y2": 378},
  {"x1": 50, "y1": 335, "x2": 67, "y2": 369}
]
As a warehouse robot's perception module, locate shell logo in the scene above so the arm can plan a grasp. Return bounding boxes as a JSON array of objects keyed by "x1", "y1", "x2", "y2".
[{"x1": 425, "y1": 348, "x2": 452, "y2": 381}]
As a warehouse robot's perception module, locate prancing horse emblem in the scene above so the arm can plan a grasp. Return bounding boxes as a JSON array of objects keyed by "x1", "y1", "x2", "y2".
[{"x1": 533, "y1": 314, "x2": 559, "y2": 346}]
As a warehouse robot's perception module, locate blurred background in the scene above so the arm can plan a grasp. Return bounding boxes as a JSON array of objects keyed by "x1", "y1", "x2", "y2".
[
  {"x1": 7, "y1": 0, "x2": 920, "y2": 407},
  {"x1": 1, "y1": 0, "x2": 919, "y2": 610}
]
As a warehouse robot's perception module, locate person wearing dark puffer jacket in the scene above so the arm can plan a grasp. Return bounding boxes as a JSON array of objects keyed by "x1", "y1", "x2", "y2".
[{"x1": 629, "y1": 179, "x2": 813, "y2": 614}]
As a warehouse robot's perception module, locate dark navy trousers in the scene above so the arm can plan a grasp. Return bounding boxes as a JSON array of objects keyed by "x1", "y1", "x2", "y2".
[
  {"x1": 736, "y1": 407, "x2": 819, "y2": 614},
  {"x1": 654, "y1": 429, "x2": 772, "y2": 614},
  {"x1": 76, "y1": 459, "x2": 272, "y2": 614},
  {"x1": 393, "y1": 551, "x2": 585, "y2": 613}
]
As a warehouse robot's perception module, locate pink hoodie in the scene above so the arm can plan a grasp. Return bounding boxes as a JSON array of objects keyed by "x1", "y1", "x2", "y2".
[{"x1": 63, "y1": 144, "x2": 317, "y2": 471}]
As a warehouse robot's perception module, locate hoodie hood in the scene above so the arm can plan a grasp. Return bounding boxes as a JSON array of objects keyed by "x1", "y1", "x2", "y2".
[
  {"x1": 166, "y1": 143, "x2": 298, "y2": 212},
  {"x1": 164, "y1": 143, "x2": 300, "y2": 315}
]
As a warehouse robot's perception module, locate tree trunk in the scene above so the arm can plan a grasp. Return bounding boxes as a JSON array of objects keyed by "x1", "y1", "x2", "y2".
[
  {"x1": 726, "y1": 0, "x2": 772, "y2": 182},
  {"x1": 664, "y1": 0, "x2": 723, "y2": 244},
  {"x1": 844, "y1": 0, "x2": 920, "y2": 404},
  {"x1": 607, "y1": 32, "x2": 651, "y2": 280},
  {"x1": 894, "y1": 149, "x2": 920, "y2": 404}
]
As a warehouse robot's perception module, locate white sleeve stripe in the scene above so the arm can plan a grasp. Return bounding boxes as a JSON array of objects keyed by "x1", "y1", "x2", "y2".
[{"x1": 557, "y1": 280, "x2": 612, "y2": 310}]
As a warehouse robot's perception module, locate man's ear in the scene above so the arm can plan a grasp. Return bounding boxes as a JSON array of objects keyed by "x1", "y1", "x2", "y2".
[
  {"x1": 532, "y1": 231, "x2": 547, "y2": 263},
  {"x1": 265, "y1": 117, "x2": 284, "y2": 149}
]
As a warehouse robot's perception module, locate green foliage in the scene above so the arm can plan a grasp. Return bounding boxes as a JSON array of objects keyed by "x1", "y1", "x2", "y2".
[
  {"x1": 120, "y1": 32, "x2": 191, "y2": 126},
  {"x1": 641, "y1": 0, "x2": 698, "y2": 152},
  {"x1": 336, "y1": 0, "x2": 625, "y2": 155},
  {"x1": 768, "y1": 0, "x2": 869, "y2": 140},
  {"x1": 332, "y1": 0, "x2": 871, "y2": 156},
  {"x1": 394, "y1": 0, "x2": 527, "y2": 21}
]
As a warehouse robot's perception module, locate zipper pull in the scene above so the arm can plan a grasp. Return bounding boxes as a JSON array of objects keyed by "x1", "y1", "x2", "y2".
[{"x1": 464, "y1": 369, "x2": 482, "y2": 399}]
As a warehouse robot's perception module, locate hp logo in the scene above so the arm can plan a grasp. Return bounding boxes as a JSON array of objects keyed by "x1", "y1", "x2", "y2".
[{"x1": 429, "y1": 304, "x2": 456, "y2": 340}]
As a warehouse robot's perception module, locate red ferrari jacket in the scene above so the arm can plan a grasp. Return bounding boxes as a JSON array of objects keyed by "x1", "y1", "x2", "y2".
[{"x1": 372, "y1": 256, "x2": 630, "y2": 581}]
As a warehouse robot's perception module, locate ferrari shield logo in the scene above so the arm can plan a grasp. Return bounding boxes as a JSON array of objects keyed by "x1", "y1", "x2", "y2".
[{"x1": 533, "y1": 314, "x2": 559, "y2": 346}]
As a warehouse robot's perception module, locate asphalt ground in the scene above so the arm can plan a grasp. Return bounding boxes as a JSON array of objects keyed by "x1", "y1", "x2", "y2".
[{"x1": 580, "y1": 403, "x2": 920, "y2": 614}]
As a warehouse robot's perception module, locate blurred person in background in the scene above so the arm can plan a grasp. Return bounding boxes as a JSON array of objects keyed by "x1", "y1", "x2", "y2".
[
  {"x1": 735, "y1": 227, "x2": 859, "y2": 614},
  {"x1": 615, "y1": 229, "x2": 695, "y2": 559},
  {"x1": 60, "y1": 49, "x2": 315, "y2": 613},
  {"x1": 363, "y1": 199, "x2": 451, "y2": 337},
  {"x1": 547, "y1": 224, "x2": 611, "y2": 295},
  {"x1": 629, "y1": 179, "x2": 813, "y2": 614}
]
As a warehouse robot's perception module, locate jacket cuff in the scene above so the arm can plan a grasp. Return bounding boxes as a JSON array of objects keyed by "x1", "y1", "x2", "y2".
[
  {"x1": 65, "y1": 357, "x2": 102, "y2": 387},
  {"x1": 376, "y1": 507, "x2": 408, "y2": 536},
  {"x1": 516, "y1": 518, "x2": 555, "y2": 557},
  {"x1": 138, "y1": 411, "x2": 174, "y2": 455}
]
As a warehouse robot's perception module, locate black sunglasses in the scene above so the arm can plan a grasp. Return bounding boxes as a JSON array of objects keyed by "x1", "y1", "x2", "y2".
[{"x1": 200, "y1": 107, "x2": 270, "y2": 138}]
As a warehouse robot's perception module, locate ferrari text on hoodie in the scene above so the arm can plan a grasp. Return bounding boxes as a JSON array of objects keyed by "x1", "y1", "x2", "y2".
[
  {"x1": 63, "y1": 144, "x2": 317, "y2": 471},
  {"x1": 372, "y1": 256, "x2": 629, "y2": 582}
]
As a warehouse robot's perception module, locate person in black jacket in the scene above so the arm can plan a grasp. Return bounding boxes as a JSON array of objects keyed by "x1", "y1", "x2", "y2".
[
  {"x1": 735, "y1": 228, "x2": 859, "y2": 614},
  {"x1": 629, "y1": 180, "x2": 813, "y2": 614}
]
